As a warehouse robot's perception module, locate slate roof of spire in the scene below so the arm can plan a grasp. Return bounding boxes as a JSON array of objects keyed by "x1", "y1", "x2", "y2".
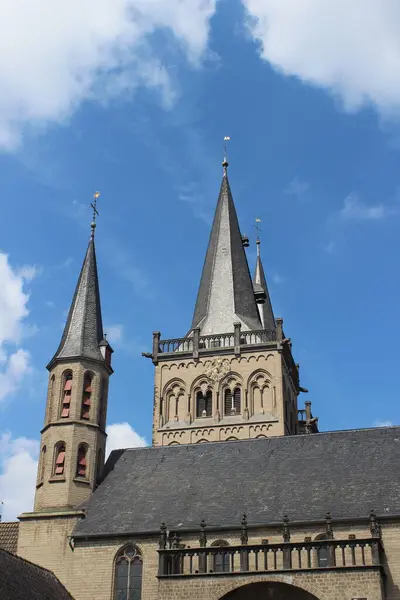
[
  {"x1": 73, "y1": 426, "x2": 400, "y2": 537},
  {"x1": 48, "y1": 236, "x2": 104, "y2": 366},
  {"x1": 253, "y1": 241, "x2": 276, "y2": 331},
  {"x1": 191, "y1": 165, "x2": 261, "y2": 334}
]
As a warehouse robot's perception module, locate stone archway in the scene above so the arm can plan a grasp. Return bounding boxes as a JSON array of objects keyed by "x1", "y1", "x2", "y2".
[{"x1": 220, "y1": 581, "x2": 320, "y2": 600}]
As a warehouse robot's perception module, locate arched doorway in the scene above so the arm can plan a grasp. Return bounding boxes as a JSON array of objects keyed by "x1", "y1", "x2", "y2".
[{"x1": 220, "y1": 581, "x2": 320, "y2": 600}]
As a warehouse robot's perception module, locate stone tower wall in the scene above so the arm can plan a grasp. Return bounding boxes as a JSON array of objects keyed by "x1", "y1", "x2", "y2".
[{"x1": 34, "y1": 358, "x2": 110, "y2": 511}]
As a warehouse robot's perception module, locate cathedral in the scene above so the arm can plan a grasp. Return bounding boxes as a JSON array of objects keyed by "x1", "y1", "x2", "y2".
[{"x1": 1, "y1": 159, "x2": 400, "y2": 600}]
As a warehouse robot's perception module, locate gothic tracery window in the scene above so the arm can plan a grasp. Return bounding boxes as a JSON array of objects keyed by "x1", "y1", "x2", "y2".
[
  {"x1": 114, "y1": 545, "x2": 143, "y2": 600},
  {"x1": 196, "y1": 389, "x2": 212, "y2": 417}
]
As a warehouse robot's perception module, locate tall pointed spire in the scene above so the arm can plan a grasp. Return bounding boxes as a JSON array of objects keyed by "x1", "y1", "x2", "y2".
[
  {"x1": 191, "y1": 160, "x2": 262, "y2": 335},
  {"x1": 48, "y1": 201, "x2": 104, "y2": 368},
  {"x1": 253, "y1": 237, "x2": 276, "y2": 331}
]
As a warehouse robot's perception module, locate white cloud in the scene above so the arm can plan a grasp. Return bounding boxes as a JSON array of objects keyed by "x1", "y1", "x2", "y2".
[
  {"x1": 272, "y1": 273, "x2": 286, "y2": 285},
  {"x1": 0, "y1": 253, "x2": 34, "y2": 401},
  {"x1": 0, "y1": 423, "x2": 147, "y2": 520},
  {"x1": 0, "y1": 349, "x2": 31, "y2": 401},
  {"x1": 340, "y1": 194, "x2": 397, "y2": 220},
  {"x1": 243, "y1": 0, "x2": 400, "y2": 115},
  {"x1": 374, "y1": 420, "x2": 394, "y2": 427},
  {"x1": 0, "y1": 432, "x2": 39, "y2": 521},
  {"x1": 284, "y1": 177, "x2": 309, "y2": 198},
  {"x1": 0, "y1": 0, "x2": 217, "y2": 150},
  {"x1": 104, "y1": 324, "x2": 124, "y2": 345},
  {"x1": 106, "y1": 422, "x2": 147, "y2": 457}
]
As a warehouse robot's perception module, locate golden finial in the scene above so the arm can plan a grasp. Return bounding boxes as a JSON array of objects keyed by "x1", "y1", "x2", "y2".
[{"x1": 90, "y1": 191, "x2": 100, "y2": 237}]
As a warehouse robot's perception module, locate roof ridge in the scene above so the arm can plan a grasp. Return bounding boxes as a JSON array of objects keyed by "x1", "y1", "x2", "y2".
[{"x1": 113, "y1": 424, "x2": 400, "y2": 455}]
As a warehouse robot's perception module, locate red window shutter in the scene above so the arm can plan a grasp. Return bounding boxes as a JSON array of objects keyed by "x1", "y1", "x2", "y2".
[
  {"x1": 84, "y1": 384, "x2": 92, "y2": 393},
  {"x1": 61, "y1": 406, "x2": 70, "y2": 418},
  {"x1": 83, "y1": 395, "x2": 91, "y2": 406},
  {"x1": 77, "y1": 449, "x2": 87, "y2": 477},
  {"x1": 55, "y1": 449, "x2": 65, "y2": 475},
  {"x1": 64, "y1": 379, "x2": 72, "y2": 391}
]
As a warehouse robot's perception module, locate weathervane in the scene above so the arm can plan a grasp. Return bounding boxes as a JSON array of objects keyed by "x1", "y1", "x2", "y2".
[
  {"x1": 254, "y1": 217, "x2": 262, "y2": 239},
  {"x1": 90, "y1": 191, "x2": 100, "y2": 237},
  {"x1": 223, "y1": 136, "x2": 230, "y2": 170}
]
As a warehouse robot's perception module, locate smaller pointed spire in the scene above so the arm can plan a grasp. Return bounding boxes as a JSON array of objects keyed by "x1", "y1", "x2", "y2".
[
  {"x1": 48, "y1": 193, "x2": 105, "y2": 368},
  {"x1": 253, "y1": 234, "x2": 276, "y2": 332}
]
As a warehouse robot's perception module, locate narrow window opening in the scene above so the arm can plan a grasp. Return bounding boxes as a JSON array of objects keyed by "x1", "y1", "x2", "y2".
[
  {"x1": 61, "y1": 373, "x2": 72, "y2": 418},
  {"x1": 81, "y1": 373, "x2": 92, "y2": 420},
  {"x1": 76, "y1": 445, "x2": 88, "y2": 478},
  {"x1": 196, "y1": 390, "x2": 212, "y2": 417},
  {"x1": 39, "y1": 445, "x2": 46, "y2": 482},
  {"x1": 224, "y1": 387, "x2": 241, "y2": 415},
  {"x1": 54, "y1": 443, "x2": 66, "y2": 476}
]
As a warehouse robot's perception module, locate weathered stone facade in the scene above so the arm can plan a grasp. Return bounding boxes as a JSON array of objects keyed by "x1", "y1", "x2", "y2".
[{"x1": 17, "y1": 517, "x2": 400, "y2": 600}]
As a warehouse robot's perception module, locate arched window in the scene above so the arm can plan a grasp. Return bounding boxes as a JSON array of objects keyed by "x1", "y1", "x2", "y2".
[
  {"x1": 224, "y1": 387, "x2": 241, "y2": 415},
  {"x1": 39, "y1": 445, "x2": 46, "y2": 482},
  {"x1": 61, "y1": 372, "x2": 72, "y2": 418},
  {"x1": 196, "y1": 390, "x2": 212, "y2": 417},
  {"x1": 47, "y1": 375, "x2": 55, "y2": 422},
  {"x1": 81, "y1": 373, "x2": 93, "y2": 420},
  {"x1": 211, "y1": 540, "x2": 230, "y2": 573},
  {"x1": 315, "y1": 534, "x2": 329, "y2": 567},
  {"x1": 76, "y1": 444, "x2": 88, "y2": 478},
  {"x1": 54, "y1": 443, "x2": 66, "y2": 476},
  {"x1": 114, "y1": 545, "x2": 142, "y2": 600}
]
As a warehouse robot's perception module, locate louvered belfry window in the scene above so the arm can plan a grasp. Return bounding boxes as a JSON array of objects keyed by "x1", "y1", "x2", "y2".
[
  {"x1": 233, "y1": 387, "x2": 241, "y2": 413},
  {"x1": 61, "y1": 373, "x2": 72, "y2": 418},
  {"x1": 114, "y1": 546, "x2": 143, "y2": 600},
  {"x1": 76, "y1": 445, "x2": 87, "y2": 478},
  {"x1": 54, "y1": 443, "x2": 66, "y2": 475},
  {"x1": 81, "y1": 373, "x2": 92, "y2": 420},
  {"x1": 224, "y1": 389, "x2": 232, "y2": 414},
  {"x1": 196, "y1": 390, "x2": 212, "y2": 417},
  {"x1": 224, "y1": 387, "x2": 241, "y2": 415}
]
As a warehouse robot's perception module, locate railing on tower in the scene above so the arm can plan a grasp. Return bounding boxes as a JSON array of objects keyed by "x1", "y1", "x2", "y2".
[
  {"x1": 149, "y1": 322, "x2": 279, "y2": 364},
  {"x1": 158, "y1": 512, "x2": 384, "y2": 578}
]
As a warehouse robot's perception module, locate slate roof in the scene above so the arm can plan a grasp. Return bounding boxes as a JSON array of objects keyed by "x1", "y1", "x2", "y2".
[
  {"x1": 191, "y1": 164, "x2": 262, "y2": 335},
  {"x1": 74, "y1": 426, "x2": 400, "y2": 537},
  {"x1": 253, "y1": 240, "x2": 276, "y2": 331},
  {"x1": 0, "y1": 547, "x2": 74, "y2": 599},
  {"x1": 48, "y1": 235, "x2": 104, "y2": 366},
  {"x1": 0, "y1": 522, "x2": 19, "y2": 554}
]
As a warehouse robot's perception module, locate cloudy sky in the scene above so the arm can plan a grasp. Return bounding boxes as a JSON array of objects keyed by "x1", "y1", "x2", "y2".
[{"x1": 1, "y1": 0, "x2": 400, "y2": 520}]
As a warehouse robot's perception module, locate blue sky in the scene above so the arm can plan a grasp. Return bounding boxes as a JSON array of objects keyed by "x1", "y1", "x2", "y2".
[{"x1": 1, "y1": 0, "x2": 400, "y2": 518}]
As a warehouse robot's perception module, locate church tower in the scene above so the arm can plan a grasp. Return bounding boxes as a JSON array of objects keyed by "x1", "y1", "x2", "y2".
[
  {"x1": 149, "y1": 159, "x2": 314, "y2": 446},
  {"x1": 33, "y1": 216, "x2": 113, "y2": 512}
]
